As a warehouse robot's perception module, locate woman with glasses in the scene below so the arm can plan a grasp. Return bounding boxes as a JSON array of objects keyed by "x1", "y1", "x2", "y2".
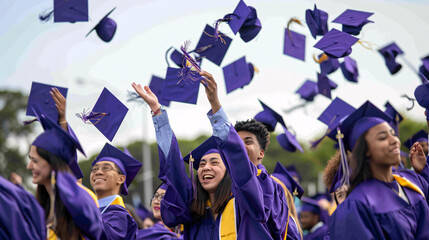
[
  {"x1": 137, "y1": 183, "x2": 182, "y2": 239},
  {"x1": 26, "y1": 88, "x2": 104, "y2": 240},
  {"x1": 131, "y1": 71, "x2": 271, "y2": 239},
  {"x1": 89, "y1": 143, "x2": 142, "y2": 240}
]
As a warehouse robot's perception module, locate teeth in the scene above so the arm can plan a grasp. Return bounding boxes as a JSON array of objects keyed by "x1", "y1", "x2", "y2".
[{"x1": 203, "y1": 175, "x2": 214, "y2": 180}]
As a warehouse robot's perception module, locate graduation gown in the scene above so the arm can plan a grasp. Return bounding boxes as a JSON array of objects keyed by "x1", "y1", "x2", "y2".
[
  {"x1": 329, "y1": 165, "x2": 429, "y2": 239},
  {"x1": 137, "y1": 222, "x2": 182, "y2": 240},
  {"x1": 304, "y1": 223, "x2": 328, "y2": 240},
  {"x1": 100, "y1": 196, "x2": 138, "y2": 240},
  {"x1": 0, "y1": 176, "x2": 46, "y2": 240},
  {"x1": 155, "y1": 111, "x2": 272, "y2": 240}
]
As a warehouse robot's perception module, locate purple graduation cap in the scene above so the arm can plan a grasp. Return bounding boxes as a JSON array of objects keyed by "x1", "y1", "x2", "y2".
[
  {"x1": 136, "y1": 204, "x2": 152, "y2": 221},
  {"x1": 283, "y1": 29, "x2": 306, "y2": 61},
  {"x1": 272, "y1": 162, "x2": 304, "y2": 199},
  {"x1": 169, "y1": 48, "x2": 185, "y2": 68},
  {"x1": 195, "y1": 24, "x2": 232, "y2": 66},
  {"x1": 93, "y1": 143, "x2": 143, "y2": 195},
  {"x1": 329, "y1": 163, "x2": 345, "y2": 193},
  {"x1": 305, "y1": 4, "x2": 329, "y2": 39},
  {"x1": 414, "y1": 81, "x2": 429, "y2": 110},
  {"x1": 77, "y1": 87, "x2": 128, "y2": 142},
  {"x1": 378, "y1": 42, "x2": 403, "y2": 75},
  {"x1": 296, "y1": 80, "x2": 318, "y2": 101},
  {"x1": 285, "y1": 164, "x2": 302, "y2": 182},
  {"x1": 223, "y1": 56, "x2": 255, "y2": 94},
  {"x1": 277, "y1": 125, "x2": 303, "y2": 152},
  {"x1": 313, "y1": 29, "x2": 359, "y2": 58},
  {"x1": 26, "y1": 82, "x2": 68, "y2": 123},
  {"x1": 31, "y1": 105, "x2": 86, "y2": 178},
  {"x1": 332, "y1": 9, "x2": 374, "y2": 35},
  {"x1": 254, "y1": 99, "x2": 286, "y2": 132},
  {"x1": 40, "y1": 0, "x2": 88, "y2": 23},
  {"x1": 319, "y1": 54, "x2": 340, "y2": 75},
  {"x1": 300, "y1": 196, "x2": 322, "y2": 214},
  {"x1": 148, "y1": 75, "x2": 171, "y2": 107},
  {"x1": 384, "y1": 101, "x2": 403, "y2": 134},
  {"x1": 340, "y1": 56, "x2": 359, "y2": 83},
  {"x1": 317, "y1": 73, "x2": 335, "y2": 99},
  {"x1": 403, "y1": 130, "x2": 428, "y2": 150},
  {"x1": 183, "y1": 136, "x2": 221, "y2": 170},
  {"x1": 419, "y1": 55, "x2": 429, "y2": 80},
  {"x1": 161, "y1": 67, "x2": 202, "y2": 105},
  {"x1": 224, "y1": 0, "x2": 262, "y2": 42},
  {"x1": 86, "y1": 8, "x2": 117, "y2": 42},
  {"x1": 0, "y1": 176, "x2": 46, "y2": 239}
]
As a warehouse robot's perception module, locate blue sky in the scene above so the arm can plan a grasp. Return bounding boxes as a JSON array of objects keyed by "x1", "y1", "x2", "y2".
[{"x1": 1, "y1": 0, "x2": 429, "y2": 158}]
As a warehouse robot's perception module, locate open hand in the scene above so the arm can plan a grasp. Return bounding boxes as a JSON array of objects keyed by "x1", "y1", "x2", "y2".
[
  {"x1": 131, "y1": 83, "x2": 161, "y2": 112},
  {"x1": 409, "y1": 142, "x2": 427, "y2": 174}
]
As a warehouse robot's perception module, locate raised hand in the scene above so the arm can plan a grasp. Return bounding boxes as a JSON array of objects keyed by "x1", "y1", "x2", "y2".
[
  {"x1": 409, "y1": 142, "x2": 427, "y2": 174},
  {"x1": 50, "y1": 87, "x2": 68, "y2": 131},
  {"x1": 199, "y1": 71, "x2": 221, "y2": 113},
  {"x1": 131, "y1": 83, "x2": 161, "y2": 113}
]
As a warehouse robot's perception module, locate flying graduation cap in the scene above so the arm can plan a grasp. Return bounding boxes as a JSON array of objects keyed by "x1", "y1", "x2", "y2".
[
  {"x1": 378, "y1": 42, "x2": 404, "y2": 75},
  {"x1": 254, "y1": 99, "x2": 286, "y2": 132},
  {"x1": 39, "y1": 0, "x2": 88, "y2": 23},
  {"x1": 296, "y1": 80, "x2": 318, "y2": 102},
  {"x1": 161, "y1": 67, "x2": 202, "y2": 105},
  {"x1": 223, "y1": 56, "x2": 256, "y2": 94},
  {"x1": 277, "y1": 125, "x2": 303, "y2": 152},
  {"x1": 86, "y1": 8, "x2": 117, "y2": 42},
  {"x1": 195, "y1": 24, "x2": 232, "y2": 66},
  {"x1": 223, "y1": 0, "x2": 262, "y2": 42},
  {"x1": 317, "y1": 73, "x2": 336, "y2": 99},
  {"x1": 283, "y1": 29, "x2": 306, "y2": 61},
  {"x1": 77, "y1": 87, "x2": 128, "y2": 141},
  {"x1": 314, "y1": 29, "x2": 359, "y2": 58},
  {"x1": 419, "y1": 55, "x2": 429, "y2": 80},
  {"x1": 332, "y1": 9, "x2": 374, "y2": 35},
  {"x1": 148, "y1": 75, "x2": 171, "y2": 107},
  {"x1": 305, "y1": 4, "x2": 329, "y2": 39},
  {"x1": 319, "y1": 54, "x2": 340, "y2": 75},
  {"x1": 340, "y1": 56, "x2": 359, "y2": 83}
]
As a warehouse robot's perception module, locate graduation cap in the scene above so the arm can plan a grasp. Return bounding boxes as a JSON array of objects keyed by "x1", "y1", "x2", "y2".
[
  {"x1": 272, "y1": 162, "x2": 304, "y2": 199},
  {"x1": 56, "y1": 172, "x2": 105, "y2": 239},
  {"x1": 300, "y1": 196, "x2": 322, "y2": 214},
  {"x1": 0, "y1": 176, "x2": 46, "y2": 239},
  {"x1": 319, "y1": 54, "x2": 340, "y2": 75},
  {"x1": 31, "y1": 105, "x2": 86, "y2": 178},
  {"x1": 183, "y1": 136, "x2": 222, "y2": 170},
  {"x1": 340, "y1": 56, "x2": 359, "y2": 83},
  {"x1": 283, "y1": 29, "x2": 306, "y2": 61},
  {"x1": 195, "y1": 24, "x2": 232, "y2": 66},
  {"x1": 332, "y1": 9, "x2": 374, "y2": 35},
  {"x1": 419, "y1": 55, "x2": 429, "y2": 80},
  {"x1": 317, "y1": 73, "x2": 335, "y2": 99},
  {"x1": 305, "y1": 4, "x2": 329, "y2": 39},
  {"x1": 93, "y1": 143, "x2": 143, "y2": 195},
  {"x1": 223, "y1": 56, "x2": 255, "y2": 94},
  {"x1": 224, "y1": 0, "x2": 262, "y2": 42},
  {"x1": 169, "y1": 48, "x2": 185, "y2": 68},
  {"x1": 378, "y1": 42, "x2": 403, "y2": 75},
  {"x1": 403, "y1": 130, "x2": 428, "y2": 150},
  {"x1": 26, "y1": 82, "x2": 68, "y2": 123},
  {"x1": 384, "y1": 101, "x2": 403, "y2": 132},
  {"x1": 39, "y1": 0, "x2": 88, "y2": 23},
  {"x1": 77, "y1": 87, "x2": 128, "y2": 141},
  {"x1": 414, "y1": 81, "x2": 429, "y2": 110},
  {"x1": 148, "y1": 75, "x2": 171, "y2": 107},
  {"x1": 296, "y1": 80, "x2": 318, "y2": 101},
  {"x1": 314, "y1": 29, "x2": 359, "y2": 58},
  {"x1": 277, "y1": 125, "x2": 303, "y2": 152},
  {"x1": 254, "y1": 99, "x2": 285, "y2": 132},
  {"x1": 285, "y1": 164, "x2": 301, "y2": 182},
  {"x1": 86, "y1": 8, "x2": 117, "y2": 42},
  {"x1": 161, "y1": 67, "x2": 202, "y2": 105}
]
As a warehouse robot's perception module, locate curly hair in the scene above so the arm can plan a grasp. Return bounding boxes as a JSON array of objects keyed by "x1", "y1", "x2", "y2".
[
  {"x1": 234, "y1": 119, "x2": 269, "y2": 151},
  {"x1": 323, "y1": 150, "x2": 352, "y2": 189}
]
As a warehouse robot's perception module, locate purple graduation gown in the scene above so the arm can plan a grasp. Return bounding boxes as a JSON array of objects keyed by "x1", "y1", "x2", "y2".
[
  {"x1": 0, "y1": 176, "x2": 46, "y2": 240},
  {"x1": 56, "y1": 172, "x2": 106, "y2": 240},
  {"x1": 101, "y1": 202, "x2": 138, "y2": 240},
  {"x1": 304, "y1": 224, "x2": 329, "y2": 240},
  {"x1": 159, "y1": 128, "x2": 273, "y2": 239},
  {"x1": 329, "y1": 164, "x2": 429, "y2": 239},
  {"x1": 137, "y1": 222, "x2": 182, "y2": 240}
]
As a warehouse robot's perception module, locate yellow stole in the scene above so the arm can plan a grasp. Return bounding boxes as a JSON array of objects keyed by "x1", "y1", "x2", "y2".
[
  {"x1": 219, "y1": 198, "x2": 237, "y2": 239},
  {"x1": 47, "y1": 183, "x2": 100, "y2": 240},
  {"x1": 392, "y1": 174, "x2": 425, "y2": 198}
]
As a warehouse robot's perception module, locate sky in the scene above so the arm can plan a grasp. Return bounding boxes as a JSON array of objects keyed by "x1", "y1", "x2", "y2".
[{"x1": 1, "y1": 0, "x2": 429, "y2": 160}]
